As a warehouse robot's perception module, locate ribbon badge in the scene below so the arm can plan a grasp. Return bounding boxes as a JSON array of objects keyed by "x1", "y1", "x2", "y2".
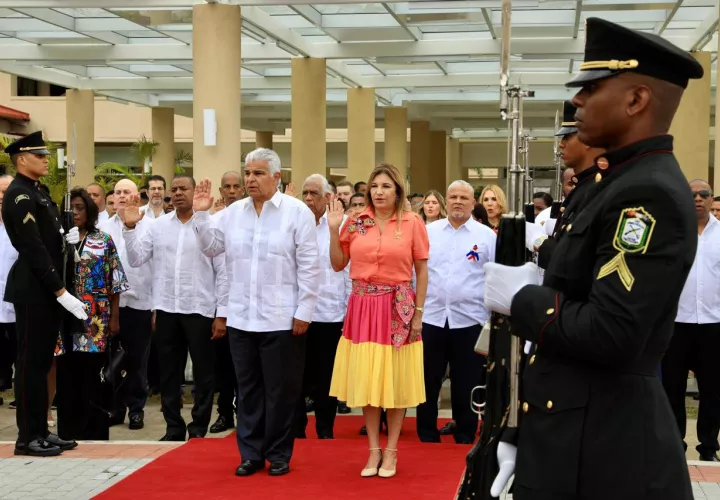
[
  {"x1": 466, "y1": 244, "x2": 480, "y2": 262},
  {"x1": 596, "y1": 207, "x2": 655, "y2": 292}
]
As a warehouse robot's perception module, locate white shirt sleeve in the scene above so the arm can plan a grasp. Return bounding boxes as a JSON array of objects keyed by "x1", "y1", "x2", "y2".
[
  {"x1": 294, "y1": 208, "x2": 320, "y2": 323},
  {"x1": 194, "y1": 210, "x2": 225, "y2": 257},
  {"x1": 122, "y1": 223, "x2": 154, "y2": 268}
]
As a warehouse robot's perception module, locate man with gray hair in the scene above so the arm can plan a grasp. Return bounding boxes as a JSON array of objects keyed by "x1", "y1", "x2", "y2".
[
  {"x1": 416, "y1": 179, "x2": 496, "y2": 444},
  {"x1": 293, "y1": 173, "x2": 349, "y2": 440},
  {"x1": 193, "y1": 148, "x2": 319, "y2": 477}
]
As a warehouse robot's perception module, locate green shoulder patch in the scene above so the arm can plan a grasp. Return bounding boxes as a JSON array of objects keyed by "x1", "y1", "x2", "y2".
[{"x1": 612, "y1": 207, "x2": 656, "y2": 254}]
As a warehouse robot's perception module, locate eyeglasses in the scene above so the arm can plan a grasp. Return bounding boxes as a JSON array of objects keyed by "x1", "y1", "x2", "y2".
[
  {"x1": 692, "y1": 190, "x2": 712, "y2": 199},
  {"x1": 163, "y1": 196, "x2": 171, "y2": 203}
]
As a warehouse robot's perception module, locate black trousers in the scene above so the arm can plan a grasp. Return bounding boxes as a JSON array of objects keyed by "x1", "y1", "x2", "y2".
[
  {"x1": 0, "y1": 322, "x2": 16, "y2": 390},
  {"x1": 56, "y1": 352, "x2": 110, "y2": 440},
  {"x1": 14, "y1": 302, "x2": 63, "y2": 445},
  {"x1": 662, "y1": 322, "x2": 720, "y2": 455},
  {"x1": 416, "y1": 321, "x2": 484, "y2": 443},
  {"x1": 294, "y1": 321, "x2": 343, "y2": 438},
  {"x1": 112, "y1": 307, "x2": 153, "y2": 419},
  {"x1": 214, "y1": 334, "x2": 237, "y2": 420},
  {"x1": 155, "y1": 311, "x2": 215, "y2": 438},
  {"x1": 230, "y1": 327, "x2": 306, "y2": 463}
]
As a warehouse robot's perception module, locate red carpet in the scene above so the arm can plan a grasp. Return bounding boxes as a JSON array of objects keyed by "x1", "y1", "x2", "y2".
[{"x1": 97, "y1": 416, "x2": 470, "y2": 500}]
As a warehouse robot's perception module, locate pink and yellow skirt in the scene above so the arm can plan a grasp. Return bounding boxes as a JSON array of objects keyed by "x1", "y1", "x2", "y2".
[{"x1": 329, "y1": 281, "x2": 426, "y2": 409}]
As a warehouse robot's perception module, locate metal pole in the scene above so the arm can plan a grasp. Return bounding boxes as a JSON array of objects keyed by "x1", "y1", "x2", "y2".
[{"x1": 553, "y1": 109, "x2": 562, "y2": 199}]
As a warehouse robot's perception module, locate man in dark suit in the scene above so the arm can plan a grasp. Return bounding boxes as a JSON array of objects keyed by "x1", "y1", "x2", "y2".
[
  {"x1": 484, "y1": 17, "x2": 702, "y2": 500},
  {"x1": 2, "y1": 132, "x2": 87, "y2": 456}
]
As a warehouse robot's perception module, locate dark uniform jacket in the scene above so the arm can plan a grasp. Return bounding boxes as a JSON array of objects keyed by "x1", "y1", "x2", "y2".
[
  {"x1": 510, "y1": 135, "x2": 695, "y2": 500},
  {"x1": 537, "y1": 165, "x2": 599, "y2": 270},
  {"x1": 2, "y1": 173, "x2": 65, "y2": 304}
]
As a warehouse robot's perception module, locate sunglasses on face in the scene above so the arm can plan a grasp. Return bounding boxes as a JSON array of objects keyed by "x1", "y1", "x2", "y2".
[
  {"x1": 693, "y1": 190, "x2": 712, "y2": 199},
  {"x1": 164, "y1": 196, "x2": 172, "y2": 203}
]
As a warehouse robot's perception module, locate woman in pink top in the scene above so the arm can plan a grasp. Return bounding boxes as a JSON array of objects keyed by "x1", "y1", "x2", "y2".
[{"x1": 328, "y1": 163, "x2": 429, "y2": 478}]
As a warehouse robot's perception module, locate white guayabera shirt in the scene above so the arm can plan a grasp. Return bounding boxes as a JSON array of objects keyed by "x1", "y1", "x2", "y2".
[
  {"x1": 0, "y1": 222, "x2": 17, "y2": 323},
  {"x1": 122, "y1": 211, "x2": 228, "y2": 319},
  {"x1": 194, "y1": 190, "x2": 320, "y2": 332}
]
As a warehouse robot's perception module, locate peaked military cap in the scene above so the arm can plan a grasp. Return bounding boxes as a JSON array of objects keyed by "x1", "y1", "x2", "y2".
[
  {"x1": 4, "y1": 131, "x2": 50, "y2": 157},
  {"x1": 567, "y1": 17, "x2": 704, "y2": 89},
  {"x1": 555, "y1": 101, "x2": 578, "y2": 137}
]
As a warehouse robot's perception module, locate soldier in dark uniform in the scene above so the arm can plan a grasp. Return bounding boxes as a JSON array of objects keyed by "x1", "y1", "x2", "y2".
[
  {"x1": 536, "y1": 101, "x2": 604, "y2": 269},
  {"x1": 3, "y1": 131, "x2": 87, "y2": 457},
  {"x1": 484, "y1": 18, "x2": 703, "y2": 500}
]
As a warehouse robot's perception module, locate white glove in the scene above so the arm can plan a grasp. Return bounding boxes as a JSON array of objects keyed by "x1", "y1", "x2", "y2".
[
  {"x1": 484, "y1": 262, "x2": 540, "y2": 316},
  {"x1": 525, "y1": 222, "x2": 547, "y2": 251},
  {"x1": 65, "y1": 226, "x2": 80, "y2": 245},
  {"x1": 490, "y1": 441, "x2": 517, "y2": 497},
  {"x1": 524, "y1": 340, "x2": 533, "y2": 354},
  {"x1": 57, "y1": 291, "x2": 88, "y2": 320},
  {"x1": 544, "y1": 218, "x2": 557, "y2": 237}
]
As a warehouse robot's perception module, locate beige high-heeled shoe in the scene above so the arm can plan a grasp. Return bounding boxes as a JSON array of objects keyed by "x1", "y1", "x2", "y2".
[
  {"x1": 378, "y1": 448, "x2": 397, "y2": 478},
  {"x1": 361, "y1": 448, "x2": 382, "y2": 477}
]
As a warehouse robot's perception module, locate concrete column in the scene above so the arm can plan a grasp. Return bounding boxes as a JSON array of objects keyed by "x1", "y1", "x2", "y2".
[
  {"x1": 669, "y1": 51, "x2": 712, "y2": 182},
  {"x1": 255, "y1": 131, "x2": 273, "y2": 149},
  {"x1": 715, "y1": 37, "x2": 720, "y2": 193},
  {"x1": 429, "y1": 130, "x2": 447, "y2": 192},
  {"x1": 447, "y1": 137, "x2": 462, "y2": 188},
  {"x1": 65, "y1": 89, "x2": 95, "y2": 188},
  {"x1": 291, "y1": 58, "x2": 326, "y2": 185},
  {"x1": 384, "y1": 107, "x2": 408, "y2": 186},
  {"x1": 192, "y1": 3, "x2": 241, "y2": 185},
  {"x1": 410, "y1": 120, "x2": 431, "y2": 194},
  {"x1": 347, "y1": 88, "x2": 376, "y2": 183},
  {"x1": 151, "y1": 107, "x2": 175, "y2": 183}
]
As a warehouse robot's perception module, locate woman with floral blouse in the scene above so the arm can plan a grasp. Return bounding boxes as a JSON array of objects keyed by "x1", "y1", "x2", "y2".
[{"x1": 56, "y1": 188, "x2": 128, "y2": 441}]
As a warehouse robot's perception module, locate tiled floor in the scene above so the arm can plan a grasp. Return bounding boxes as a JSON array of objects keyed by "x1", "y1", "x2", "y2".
[{"x1": 0, "y1": 443, "x2": 181, "y2": 500}]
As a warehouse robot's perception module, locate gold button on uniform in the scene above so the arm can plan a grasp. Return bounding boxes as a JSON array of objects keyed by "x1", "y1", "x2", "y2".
[
  {"x1": 529, "y1": 355, "x2": 536, "y2": 365},
  {"x1": 546, "y1": 308, "x2": 555, "y2": 315},
  {"x1": 546, "y1": 401, "x2": 553, "y2": 410},
  {"x1": 522, "y1": 402, "x2": 529, "y2": 413},
  {"x1": 595, "y1": 172, "x2": 602, "y2": 183},
  {"x1": 560, "y1": 206, "x2": 565, "y2": 213},
  {"x1": 566, "y1": 224, "x2": 572, "y2": 231}
]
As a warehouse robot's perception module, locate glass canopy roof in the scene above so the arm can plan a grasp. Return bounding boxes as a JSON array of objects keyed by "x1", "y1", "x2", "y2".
[{"x1": 0, "y1": 0, "x2": 716, "y2": 138}]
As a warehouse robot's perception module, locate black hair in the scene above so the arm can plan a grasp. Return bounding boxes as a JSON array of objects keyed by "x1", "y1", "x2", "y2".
[
  {"x1": 472, "y1": 203, "x2": 492, "y2": 228},
  {"x1": 148, "y1": 174, "x2": 166, "y2": 189},
  {"x1": 408, "y1": 192, "x2": 424, "y2": 200},
  {"x1": 533, "y1": 192, "x2": 553, "y2": 208},
  {"x1": 353, "y1": 181, "x2": 367, "y2": 192},
  {"x1": 106, "y1": 190, "x2": 114, "y2": 199},
  {"x1": 713, "y1": 196, "x2": 720, "y2": 202},
  {"x1": 172, "y1": 174, "x2": 196, "y2": 188},
  {"x1": 350, "y1": 193, "x2": 365, "y2": 203},
  {"x1": 70, "y1": 187, "x2": 98, "y2": 234}
]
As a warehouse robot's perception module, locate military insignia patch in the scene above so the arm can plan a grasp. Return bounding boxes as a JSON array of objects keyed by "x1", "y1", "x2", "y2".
[
  {"x1": 15, "y1": 194, "x2": 29, "y2": 204},
  {"x1": 597, "y1": 207, "x2": 656, "y2": 292},
  {"x1": 22, "y1": 213, "x2": 35, "y2": 224},
  {"x1": 613, "y1": 207, "x2": 655, "y2": 254}
]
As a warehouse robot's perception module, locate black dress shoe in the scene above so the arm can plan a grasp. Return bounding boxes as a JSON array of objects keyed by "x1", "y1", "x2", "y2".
[
  {"x1": 210, "y1": 415, "x2": 234, "y2": 434},
  {"x1": 235, "y1": 460, "x2": 265, "y2": 476},
  {"x1": 359, "y1": 426, "x2": 367, "y2": 435},
  {"x1": 159, "y1": 434, "x2": 185, "y2": 442},
  {"x1": 317, "y1": 434, "x2": 334, "y2": 440},
  {"x1": 15, "y1": 439, "x2": 62, "y2": 457},
  {"x1": 0, "y1": 396, "x2": 3, "y2": 405},
  {"x1": 337, "y1": 401, "x2": 352, "y2": 414},
  {"x1": 268, "y1": 461, "x2": 290, "y2": 476},
  {"x1": 128, "y1": 414, "x2": 144, "y2": 430},
  {"x1": 305, "y1": 398, "x2": 315, "y2": 413},
  {"x1": 439, "y1": 421, "x2": 456, "y2": 436},
  {"x1": 45, "y1": 434, "x2": 78, "y2": 451},
  {"x1": 8, "y1": 400, "x2": 16, "y2": 409},
  {"x1": 188, "y1": 432, "x2": 204, "y2": 439},
  {"x1": 700, "y1": 452, "x2": 720, "y2": 462}
]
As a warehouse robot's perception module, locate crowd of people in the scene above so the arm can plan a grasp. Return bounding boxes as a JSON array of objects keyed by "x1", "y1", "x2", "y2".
[{"x1": 0, "y1": 16, "x2": 717, "y2": 500}]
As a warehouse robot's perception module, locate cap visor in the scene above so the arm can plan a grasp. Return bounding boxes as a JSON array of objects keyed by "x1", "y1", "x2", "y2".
[
  {"x1": 34, "y1": 149, "x2": 51, "y2": 156},
  {"x1": 565, "y1": 69, "x2": 618, "y2": 88},
  {"x1": 554, "y1": 127, "x2": 578, "y2": 137}
]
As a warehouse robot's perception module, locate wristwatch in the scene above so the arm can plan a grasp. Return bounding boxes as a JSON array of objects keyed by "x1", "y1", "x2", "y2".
[{"x1": 415, "y1": 306, "x2": 424, "y2": 313}]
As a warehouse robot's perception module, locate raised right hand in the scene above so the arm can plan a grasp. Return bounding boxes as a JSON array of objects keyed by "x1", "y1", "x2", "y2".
[
  {"x1": 121, "y1": 194, "x2": 143, "y2": 228},
  {"x1": 194, "y1": 178, "x2": 214, "y2": 212},
  {"x1": 327, "y1": 196, "x2": 345, "y2": 232}
]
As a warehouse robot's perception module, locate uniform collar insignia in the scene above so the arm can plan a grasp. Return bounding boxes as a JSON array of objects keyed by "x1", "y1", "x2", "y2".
[{"x1": 594, "y1": 135, "x2": 674, "y2": 179}]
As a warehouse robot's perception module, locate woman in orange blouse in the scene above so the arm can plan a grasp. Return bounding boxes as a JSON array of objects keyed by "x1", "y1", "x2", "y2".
[{"x1": 328, "y1": 163, "x2": 429, "y2": 479}]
